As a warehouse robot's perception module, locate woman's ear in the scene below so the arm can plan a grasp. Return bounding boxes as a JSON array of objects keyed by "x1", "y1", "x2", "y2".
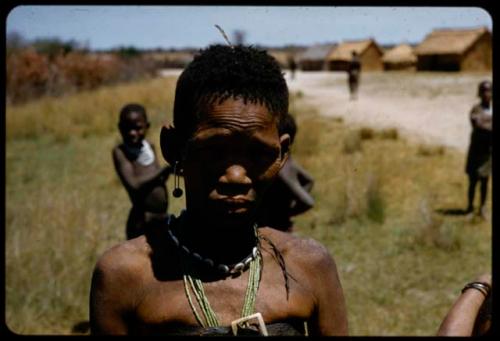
[
  {"x1": 160, "y1": 124, "x2": 183, "y2": 165},
  {"x1": 279, "y1": 133, "x2": 290, "y2": 168}
]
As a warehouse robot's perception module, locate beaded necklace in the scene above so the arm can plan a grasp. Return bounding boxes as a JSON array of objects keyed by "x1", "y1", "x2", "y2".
[{"x1": 167, "y1": 213, "x2": 262, "y2": 327}]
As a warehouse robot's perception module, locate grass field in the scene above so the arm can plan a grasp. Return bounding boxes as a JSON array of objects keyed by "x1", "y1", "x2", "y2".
[{"x1": 5, "y1": 74, "x2": 491, "y2": 335}]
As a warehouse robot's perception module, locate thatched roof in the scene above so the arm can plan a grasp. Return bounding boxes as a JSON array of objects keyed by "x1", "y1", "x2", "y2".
[
  {"x1": 382, "y1": 44, "x2": 417, "y2": 63},
  {"x1": 298, "y1": 44, "x2": 336, "y2": 61},
  {"x1": 266, "y1": 50, "x2": 289, "y2": 67},
  {"x1": 414, "y1": 26, "x2": 490, "y2": 55},
  {"x1": 327, "y1": 39, "x2": 381, "y2": 61}
]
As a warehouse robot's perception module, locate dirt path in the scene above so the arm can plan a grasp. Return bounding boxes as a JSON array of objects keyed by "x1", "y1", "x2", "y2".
[
  {"x1": 285, "y1": 71, "x2": 491, "y2": 154},
  {"x1": 160, "y1": 69, "x2": 491, "y2": 154}
]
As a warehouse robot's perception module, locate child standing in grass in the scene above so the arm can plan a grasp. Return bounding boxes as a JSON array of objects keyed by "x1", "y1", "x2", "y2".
[
  {"x1": 465, "y1": 80, "x2": 492, "y2": 220},
  {"x1": 112, "y1": 103, "x2": 172, "y2": 239}
]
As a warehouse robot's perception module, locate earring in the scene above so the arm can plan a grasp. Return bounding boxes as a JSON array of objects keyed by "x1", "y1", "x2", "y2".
[{"x1": 172, "y1": 161, "x2": 183, "y2": 198}]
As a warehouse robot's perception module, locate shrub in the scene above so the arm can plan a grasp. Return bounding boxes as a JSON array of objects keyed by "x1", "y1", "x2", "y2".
[
  {"x1": 343, "y1": 130, "x2": 362, "y2": 154},
  {"x1": 417, "y1": 144, "x2": 445, "y2": 157},
  {"x1": 359, "y1": 127, "x2": 375, "y2": 140},
  {"x1": 378, "y1": 128, "x2": 399, "y2": 140},
  {"x1": 6, "y1": 48, "x2": 50, "y2": 104},
  {"x1": 6, "y1": 49, "x2": 159, "y2": 104}
]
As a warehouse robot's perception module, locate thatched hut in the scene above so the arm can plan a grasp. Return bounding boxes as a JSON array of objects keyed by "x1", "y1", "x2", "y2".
[
  {"x1": 382, "y1": 44, "x2": 417, "y2": 71},
  {"x1": 414, "y1": 26, "x2": 492, "y2": 71},
  {"x1": 297, "y1": 44, "x2": 336, "y2": 71},
  {"x1": 326, "y1": 39, "x2": 384, "y2": 71},
  {"x1": 267, "y1": 50, "x2": 290, "y2": 69}
]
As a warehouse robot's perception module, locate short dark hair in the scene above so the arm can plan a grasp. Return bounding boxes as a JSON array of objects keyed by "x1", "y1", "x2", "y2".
[
  {"x1": 279, "y1": 113, "x2": 297, "y2": 145},
  {"x1": 478, "y1": 80, "x2": 492, "y2": 96},
  {"x1": 173, "y1": 44, "x2": 289, "y2": 139},
  {"x1": 119, "y1": 103, "x2": 148, "y2": 123}
]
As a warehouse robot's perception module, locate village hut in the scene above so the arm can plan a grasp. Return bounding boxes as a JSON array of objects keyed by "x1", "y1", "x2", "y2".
[
  {"x1": 267, "y1": 49, "x2": 290, "y2": 69},
  {"x1": 414, "y1": 26, "x2": 492, "y2": 71},
  {"x1": 297, "y1": 44, "x2": 337, "y2": 71},
  {"x1": 382, "y1": 44, "x2": 417, "y2": 71},
  {"x1": 326, "y1": 39, "x2": 384, "y2": 71}
]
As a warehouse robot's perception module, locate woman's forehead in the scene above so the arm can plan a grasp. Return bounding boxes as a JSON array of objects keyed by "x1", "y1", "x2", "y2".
[{"x1": 196, "y1": 98, "x2": 277, "y2": 132}]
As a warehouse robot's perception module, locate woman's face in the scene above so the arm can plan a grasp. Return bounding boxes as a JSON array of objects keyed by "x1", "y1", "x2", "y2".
[{"x1": 182, "y1": 97, "x2": 289, "y2": 229}]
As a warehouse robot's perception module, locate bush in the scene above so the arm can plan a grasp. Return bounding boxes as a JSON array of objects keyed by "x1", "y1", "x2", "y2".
[
  {"x1": 417, "y1": 144, "x2": 445, "y2": 157},
  {"x1": 343, "y1": 130, "x2": 362, "y2": 154},
  {"x1": 6, "y1": 48, "x2": 50, "y2": 104},
  {"x1": 6, "y1": 49, "x2": 159, "y2": 104}
]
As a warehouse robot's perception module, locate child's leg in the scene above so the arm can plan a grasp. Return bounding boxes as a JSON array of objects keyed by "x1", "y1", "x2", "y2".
[
  {"x1": 126, "y1": 206, "x2": 145, "y2": 240},
  {"x1": 467, "y1": 174, "x2": 478, "y2": 213},
  {"x1": 479, "y1": 176, "x2": 489, "y2": 217}
]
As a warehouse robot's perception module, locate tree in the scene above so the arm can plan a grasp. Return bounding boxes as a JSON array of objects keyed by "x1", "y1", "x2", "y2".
[{"x1": 6, "y1": 31, "x2": 27, "y2": 55}]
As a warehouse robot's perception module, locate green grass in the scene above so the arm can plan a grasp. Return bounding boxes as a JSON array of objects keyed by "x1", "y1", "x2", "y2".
[{"x1": 6, "y1": 75, "x2": 491, "y2": 335}]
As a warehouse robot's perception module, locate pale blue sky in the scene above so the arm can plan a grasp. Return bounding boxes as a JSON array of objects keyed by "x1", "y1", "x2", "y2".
[{"x1": 6, "y1": 6, "x2": 493, "y2": 50}]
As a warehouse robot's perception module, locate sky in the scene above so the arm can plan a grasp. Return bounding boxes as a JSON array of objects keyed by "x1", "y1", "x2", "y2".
[{"x1": 6, "y1": 5, "x2": 493, "y2": 50}]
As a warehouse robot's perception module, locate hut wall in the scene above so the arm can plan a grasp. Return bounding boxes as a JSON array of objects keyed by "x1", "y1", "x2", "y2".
[
  {"x1": 360, "y1": 45, "x2": 383, "y2": 71},
  {"x1": 299, "y1": 60, "x2": 326, "y2": 71},
  {"x1": 461, "y1": 33, "x2": 492, "y2": 71},
  {"x1": 383, "y1": 62, "x2": 416, "y2": 71},
  {"x1": 328, "y1": 60, "x2": 350, "y2": 71},
  {"x1": 417, "y1": 54, "x2": 462, "y2": 71}
]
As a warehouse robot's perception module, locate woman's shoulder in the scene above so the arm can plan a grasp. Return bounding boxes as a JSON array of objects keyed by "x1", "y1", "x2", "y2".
[{"x1": 259, "y1": 228, "x2": 334, "y2": 267}]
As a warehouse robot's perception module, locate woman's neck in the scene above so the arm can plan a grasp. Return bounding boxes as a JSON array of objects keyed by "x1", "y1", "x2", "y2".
[{"x1": 174, "y1": 210, "x2": 258, "y2": 266}]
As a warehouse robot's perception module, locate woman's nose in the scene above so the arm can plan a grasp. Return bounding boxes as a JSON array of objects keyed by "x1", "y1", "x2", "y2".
[{"x1": 219, "y1": 164, "x2": 252, "y2": 185}]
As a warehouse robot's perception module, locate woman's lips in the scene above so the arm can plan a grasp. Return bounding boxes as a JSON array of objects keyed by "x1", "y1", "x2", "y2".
[{"x1": 215, "y1": 197, "x2": 252, "y2": 213}]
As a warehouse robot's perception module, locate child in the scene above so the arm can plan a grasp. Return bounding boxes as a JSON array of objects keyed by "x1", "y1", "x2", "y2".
[
  {"x1": 258, "y1": 112, "x2": 314, "y2": 232},
  {"x1": 465, "y1": 81, "x2": 492, "y2": 220},
  {"x1": 112, "y1": 103, "x2": 171, "y2": 239},
  {"x1": 348, "y1": 50, "x2": 361, "y2": 100}
]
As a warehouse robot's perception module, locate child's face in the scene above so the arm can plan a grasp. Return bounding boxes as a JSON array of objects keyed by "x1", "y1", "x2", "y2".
[
  {"x1": 182, "y1": 97, "x2": 289, "y2": 228},
  {"x1": 119, "y1": 112, "x2": 148, "y2": 147},
  {"x1": 480, "y1": 87, "x2": 492, "y2": 103}
]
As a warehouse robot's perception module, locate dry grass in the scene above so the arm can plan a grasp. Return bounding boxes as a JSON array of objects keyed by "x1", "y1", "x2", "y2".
[
  {"x1": 6, "y1": 77, "x2": 177, "y2": 141},
  {"x1": 417, "y1": 144, "x2": 446, "y2": 157},
  {"x1": 5, "y1": 74, "x2": 491, "y2": 336},
  {"x1": 291, "y1": 112, "x2": 491, "y2": 336}
]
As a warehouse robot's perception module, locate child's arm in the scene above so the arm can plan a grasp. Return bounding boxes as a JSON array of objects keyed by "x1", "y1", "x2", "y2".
[
  {"x1": 295, "y1": 162, "x2": 315, "y2": 193},
  {"x1": 470, "y1": 106, "x2": 492, "y2": 131},
  {"x1": 278, "y1": 158, "x2": 315, "y2": 215},
  {"x1": 112, "y1": 147, "x2": 172, "y2": 193}
]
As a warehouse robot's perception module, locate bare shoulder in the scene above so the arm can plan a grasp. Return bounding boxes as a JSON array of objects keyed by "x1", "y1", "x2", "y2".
[
  {"x1": 112, "y1": 144, "x2": 125, "y2": 159},
  {"x1": 470, "y1": 103, "x2": 482, "y2": 114},
  {"x1": 94, "y1": 236, "x2": 152, "y2": 282},
  {"x1": 259, "y1": 228, "x2": 336, "y2": 270},
  {"x1": 112, "y1": 144, "x2": 122, "y2": 154},
  {"x1": 147, "y1": 139, "x2": 156, "y2": 150}
]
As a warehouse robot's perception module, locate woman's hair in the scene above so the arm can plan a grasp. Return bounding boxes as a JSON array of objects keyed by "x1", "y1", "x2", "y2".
[
  {"x1": 278, "y1": 113, "x2": 297, "y2": 145},
  {"x1": 173, "y1": 44, "x2": 289, "y2": 140}
]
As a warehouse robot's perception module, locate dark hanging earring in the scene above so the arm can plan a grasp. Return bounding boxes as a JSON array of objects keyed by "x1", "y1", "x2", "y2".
[{"x1": 172, "y1": 161, "x2": 183, "y2": 198}]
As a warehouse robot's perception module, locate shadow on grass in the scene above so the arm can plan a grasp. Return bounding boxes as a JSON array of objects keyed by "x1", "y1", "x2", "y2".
[
  {"x1": 435, "y1": 207, "x2": 469, "y2": 216},
  {"x1": 71, "y1": 320, "x2": 90, "y2": 334}
]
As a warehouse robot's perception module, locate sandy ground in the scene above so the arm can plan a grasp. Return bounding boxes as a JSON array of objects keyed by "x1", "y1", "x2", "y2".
[
  {"x1": 285, "y1": 70, "x2": 492, "y2": 154},
  {"x1": 160, "y1": 68, "x2": 491, "y2": 154}
]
